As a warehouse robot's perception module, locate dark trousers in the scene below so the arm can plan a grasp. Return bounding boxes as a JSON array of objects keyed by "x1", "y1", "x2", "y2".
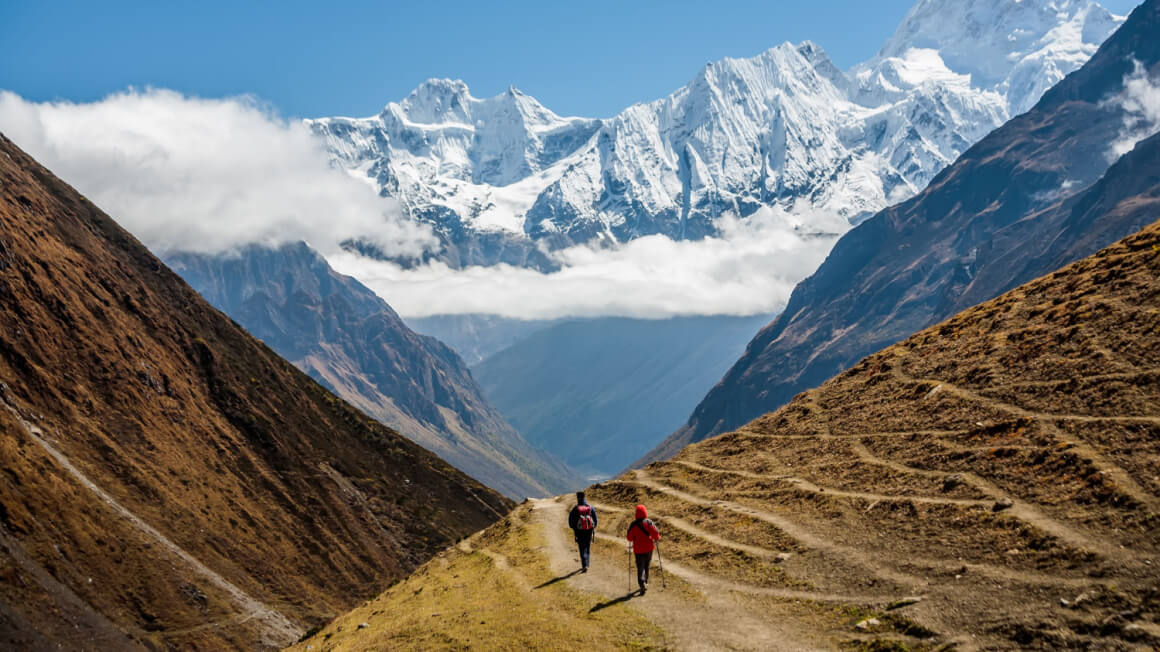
[
  {"x1": 575, "y1": 530, "x2": 593, "y2": 568},
  {"x1": 634, "y1": 551, "x2": 652, "y2": 588}
]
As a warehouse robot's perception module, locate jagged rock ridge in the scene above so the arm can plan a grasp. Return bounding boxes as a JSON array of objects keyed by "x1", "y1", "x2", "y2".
[{"x1": 310, "y1": 0, "x2": 1121, "y2": 270}]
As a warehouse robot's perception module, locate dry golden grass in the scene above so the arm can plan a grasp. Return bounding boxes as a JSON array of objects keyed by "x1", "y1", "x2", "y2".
[
  {"x1": 297, "y1": 223, "x2": 1160, "y2": 650},
  {"x1": 290, "y1": 505, "x2": 667, "y2": 651}
]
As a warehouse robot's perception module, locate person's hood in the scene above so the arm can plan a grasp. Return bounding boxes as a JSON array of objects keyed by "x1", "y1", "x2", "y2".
[{"x1": 635, "y1": 504, "x2": 647, "y2": 519}]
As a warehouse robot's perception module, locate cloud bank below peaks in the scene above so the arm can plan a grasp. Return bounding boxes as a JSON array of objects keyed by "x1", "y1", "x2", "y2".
[
  {"x1": 0, "y1": 88, "x2": 850, "y2": 319},
  {"x1": 330, "y1": 205, "x2": 850, "y2": 320},
  {"x1": 0, "y1": 89, "x2": 436, "y2": 257}
]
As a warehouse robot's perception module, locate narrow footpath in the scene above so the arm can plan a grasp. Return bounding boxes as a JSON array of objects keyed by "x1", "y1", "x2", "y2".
[{"x1": 530, "y1": 497, "x2": 825, "y2": 651}]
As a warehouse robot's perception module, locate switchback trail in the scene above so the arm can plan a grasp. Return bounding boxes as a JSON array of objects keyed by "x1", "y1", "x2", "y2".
[
  {"x1": 848, "y1": 440, "x2": 1127, "y2": 558},
  {"x1": 623, "y1": 469, "x2": 929, "y2": 587},
  {"x1": 673, "y1": 460, "x2": 994, "y2": 507},
  {"x1": 589, "y1": 500, "x2": 793, "y2": 560},
  {"x1": 889, "y1": 365, "x2": 1160, "y2": 512}
]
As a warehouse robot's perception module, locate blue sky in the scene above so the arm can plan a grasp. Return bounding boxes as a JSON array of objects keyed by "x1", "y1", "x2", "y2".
[{"x1": 2, "y1": 1, "x2": 1139, "y2": 119}]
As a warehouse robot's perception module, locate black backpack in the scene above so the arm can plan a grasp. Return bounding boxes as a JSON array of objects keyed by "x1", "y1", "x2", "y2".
[{"x1": 630, "y1": 518, "x2": 654, "y2": 539}]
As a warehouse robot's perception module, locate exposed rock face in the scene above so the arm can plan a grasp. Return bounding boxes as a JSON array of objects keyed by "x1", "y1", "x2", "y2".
[
  {"x1": 167, "y1": 244, "x2": 579, "y2": 499},
  {"x1": 0, "y1": 134, "x2": 511, "y2": 649},
  {"x1": 644, "y1": 0, "x2": 1160, "y2": 464}
]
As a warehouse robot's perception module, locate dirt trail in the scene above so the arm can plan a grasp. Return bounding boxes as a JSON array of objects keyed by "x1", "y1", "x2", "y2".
[
  {"x1": 531, "y1": 498, "x2": 827, "y2": 651},
  {"x1": 674, "y1": 461, "x2": 993, "y2": 507},
  {"x1": 2, "y1": 403, "x2": 301, "y2": 648},
  {"x1": 625, "y1": 470, "x2": 928, "y2": 588},
  {"x1": 738, "y1": 429, "x2": 969, "y2": 441},
  {"x1": 587, "y1": 500, "x2": 792, "y2": 560},
  {"x1": 849, "y1": 440, "x2": 1128, "y2": 558},
  {"x1": 987, "y1": 368, "x2": 1160, "y2": 389},
  {"x1": 902, "y1": 557, "x2": 1112, "y2": 588},
  {"x1": 588, "y1": 530, "x2": 886, "y2": 604},
  {"x1": 889, "y1": 366, "x2": 1160, "y2": 425},
  {"x1": 890, "y1": 366, "x2": 1160, "y2": 512}
]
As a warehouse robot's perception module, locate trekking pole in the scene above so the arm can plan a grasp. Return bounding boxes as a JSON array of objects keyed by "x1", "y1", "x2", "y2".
[
  {"x1": 627, "y1": 542, "x2": 633, "y2": 593},
  {"x1": 655, "y1": 541, "x2": 667, "y2": 590}
]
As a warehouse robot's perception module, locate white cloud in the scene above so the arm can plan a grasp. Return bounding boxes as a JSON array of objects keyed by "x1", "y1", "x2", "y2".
[
  {"x1": 1107, "y1": 62, "x2": 1160, "y2": 159},
  {"x1": 0, "y1": 88, "x2": 849, "y2": 319},
  {"x1": 330, "y1": 205, "x2": 849, "y2": 320},
  {"x1": 0, "y1": 89, "x2": 436, "y2": 256}
]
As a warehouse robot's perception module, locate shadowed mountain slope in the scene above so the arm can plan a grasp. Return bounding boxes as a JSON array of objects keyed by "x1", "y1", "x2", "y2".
[
  {"x1": 645, "y1": 0, "x2": 1160, "y2": 464},
  {"x1": 167, "y1": 245, "x2": 579, "y2": 499},
  {"x1": 302, "y1": 218, "x2": 1160, "y2": 650},
  {"x1": 0, "y1": 134, "x2": 511, "y2": 650}
]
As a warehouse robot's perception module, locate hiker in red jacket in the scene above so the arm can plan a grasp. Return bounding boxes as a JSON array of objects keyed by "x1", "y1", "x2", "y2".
[{"x1": 626, "y1": 504, "x2": 660, "y2": 594}]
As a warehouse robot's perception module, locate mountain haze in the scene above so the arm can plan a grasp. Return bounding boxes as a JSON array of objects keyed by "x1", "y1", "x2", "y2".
[
  {"x1": 407, "y1": 314, "x2": 557, "y2": 366},
  {"x1": 473, "y1": 314, "x2": 773, "y2": 476},
  {"x1": 646, "y1": 0, "x2": 1160, "y2": 464},
  {"x1": 0, "y1": 135, "x2": 511, "y2": 649},
  {"x1": 167, "y1": 244, "x2": 579, "y2": 499}
]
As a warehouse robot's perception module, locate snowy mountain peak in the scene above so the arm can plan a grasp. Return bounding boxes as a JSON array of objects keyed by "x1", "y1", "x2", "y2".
[
  {"x1": 390, "y1": 78, "x2": 582, "y2": 132},
  {"x1": 796, "y1": 41, "x2": 852, "y2": 93},
  {"x1": 687, "y1": 41, "x2": 845, "y2": 108},
  {"x1": 398, "y1": 78, "x2": 474, "y2": 124},
  {"x1": 875, "y1": 0, "x2": 1122, "y2": 112},
  {"x1": 310, "y1": 0, "x2": 1123, "y2": 270}
]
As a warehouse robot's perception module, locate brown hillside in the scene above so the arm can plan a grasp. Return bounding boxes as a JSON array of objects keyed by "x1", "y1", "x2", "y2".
[
  {"x1": 302, "y1": 220, "x2": 1159, "y2": 650},
  {"x1": 611, "y1": 219, "x2": 1160, "y2": 647},
  {"x1": 0, "y1": 133, "x2": 511, "y2": 650}
]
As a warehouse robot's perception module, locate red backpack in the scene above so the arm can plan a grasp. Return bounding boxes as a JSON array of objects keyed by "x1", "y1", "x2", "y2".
[{"x1": 576, "y1": 504, "x2": 595, "y2": 531}]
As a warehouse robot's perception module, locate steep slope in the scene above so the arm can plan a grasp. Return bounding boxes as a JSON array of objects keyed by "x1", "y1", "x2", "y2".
[
  {"x1": 309, "y1": 0, "x2": 1120, "y2": 269},
  {"x1": 473, "y1": 314, "x2": 773, "y2": 476},
  {"x1": 166, "y1": 245, "x2": 579, "y2": 499},
  {"x1": 0, "y1": 134, "x2": 511, "y2": 650},
  {"x1": 300, "y1": 219, "x2": 1160, "y2": 650},
  {"x1": 646, "y1": 0, "x2": 1160, "y2": 463}
]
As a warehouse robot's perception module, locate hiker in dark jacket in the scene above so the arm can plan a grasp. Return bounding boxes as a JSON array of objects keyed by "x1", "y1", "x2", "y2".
[
  {"x1": 626, "y1": 504, "x2": 660, "y2": 594},
  {"x1": 568, "y1": 491, "x2": 598, "y2": 572}
]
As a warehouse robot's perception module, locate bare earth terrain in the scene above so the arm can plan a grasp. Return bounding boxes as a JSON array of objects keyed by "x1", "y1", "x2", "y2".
[{"x1": 302, "y1": 220, "x2": 1159, "y2": 650}]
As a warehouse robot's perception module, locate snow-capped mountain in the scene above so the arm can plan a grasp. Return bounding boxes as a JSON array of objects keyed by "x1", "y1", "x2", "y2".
[
  {"x1": 872, "y1": 0, "x2": 1123, "y2": 114},
  {"x1": 309, "y1": 0, "x2": 1122, "y2": 270}
]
